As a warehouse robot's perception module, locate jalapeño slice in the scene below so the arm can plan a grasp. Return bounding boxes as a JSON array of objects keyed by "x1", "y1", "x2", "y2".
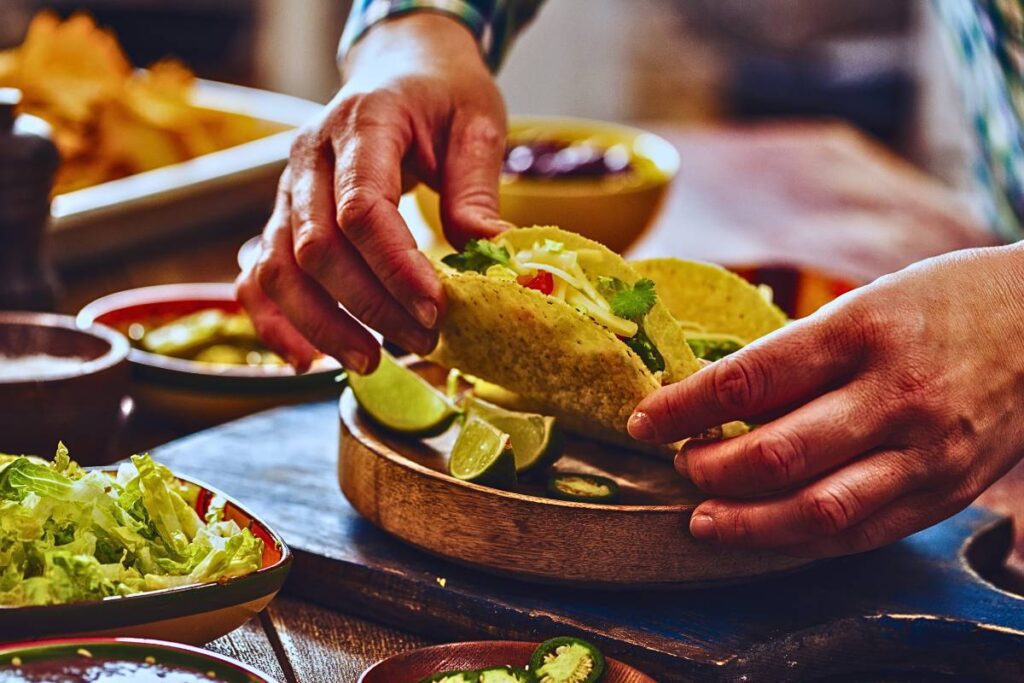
[
  {"x1": 546, "y1": 473, "x2": 620, "y2": 504},
  {"x1": 478, "y1": 665, "x2": 536, "y2": 682},
  {"x1": 418, "y1": 672, "x2": 480, "y2": 683},
  {"x1": 530, "y1": 637, "x2": 606, "y2": 683}
]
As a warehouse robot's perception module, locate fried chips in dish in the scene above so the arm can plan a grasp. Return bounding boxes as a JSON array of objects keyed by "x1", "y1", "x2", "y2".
[{"x1": 0, "y1": 12, "x2": 287, "y2": 194}]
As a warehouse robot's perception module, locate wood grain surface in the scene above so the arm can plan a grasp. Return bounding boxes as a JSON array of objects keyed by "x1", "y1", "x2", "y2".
[
  {"x1": 153, "y1": 399, "x2": 1024, "y2": 681},
  {"x1": 340, "y1": 362, "x2": 812, "y2": 586},
  {"x1": 60, "y1": 121, "x2": 1024, "y2": 680}
]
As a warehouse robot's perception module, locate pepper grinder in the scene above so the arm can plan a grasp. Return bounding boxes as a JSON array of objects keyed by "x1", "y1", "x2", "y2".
[{"x1": 0, "y1": 87, "x2": 61, "y2": 311}]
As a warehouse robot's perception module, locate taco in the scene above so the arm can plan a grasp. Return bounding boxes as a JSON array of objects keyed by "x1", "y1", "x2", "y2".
[
  {"x1": 431, "y1": 226, "x2": 700, "y2": 456},
  {"x1": 631, "y1": 258, "x2": 787, "y2": 361}
]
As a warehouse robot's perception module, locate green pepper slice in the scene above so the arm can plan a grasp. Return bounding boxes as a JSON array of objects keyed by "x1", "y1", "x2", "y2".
[
  {"x1": 418, "y1": 671, "x2": 480, "y2": 683},
  {"x1": 529, "y1": 637, "x2": 606, "y2": 683},
  {"x1": 546, "y1": 473, "x2": 620, "y2": 504},
  {"x1": 478, "y1": 665, "x2": 536, "y2": 682}
]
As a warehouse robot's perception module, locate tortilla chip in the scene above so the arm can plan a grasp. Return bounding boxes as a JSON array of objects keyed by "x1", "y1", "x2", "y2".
[
  {"x1": 0, "y1": 11, "x2": 286, "y2": 194},
  {"x1": 632, "y1": 258, "x2": 787, "y2": 343},
  {"x1": 430, "y1": 226, "x2": 699, "y2": 457}
]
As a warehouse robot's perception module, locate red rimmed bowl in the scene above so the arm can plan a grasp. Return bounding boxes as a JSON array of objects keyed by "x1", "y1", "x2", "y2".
[
  {"x1": 361, "y1": 641, "x2": 656, "y2": 683},
  {"x1": 0, "y1": 312, "x2": 130, "y2": 464},
  {"x1": 77, "y1": 283, "x2": 344, "y2": 426},
  {"x1": 0, "y1": 637, "x2": 276, "y2": 682},
  {"x1": 0, "y1": 471, "x2": 291, "y2": 645}
]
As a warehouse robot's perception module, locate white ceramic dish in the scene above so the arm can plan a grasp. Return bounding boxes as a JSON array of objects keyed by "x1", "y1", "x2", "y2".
[{"x1": 49, "y1": 79, "x2": 322, "y2": 266}]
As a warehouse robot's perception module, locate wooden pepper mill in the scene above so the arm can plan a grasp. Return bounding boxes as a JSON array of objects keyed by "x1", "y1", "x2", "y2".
[{"x1": 0, "y1": 87, "x2": 61, "y2": 311}]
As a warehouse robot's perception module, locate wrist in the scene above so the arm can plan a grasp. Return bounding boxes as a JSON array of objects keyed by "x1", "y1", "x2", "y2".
[{"x1": 343, "y1": 13, "x2": 484, "y2": 82}]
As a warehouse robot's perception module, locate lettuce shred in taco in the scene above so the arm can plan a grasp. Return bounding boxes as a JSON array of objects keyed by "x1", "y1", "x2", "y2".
[{"x1": 430, "y1": 226, "x2": 700, "y2": 457}]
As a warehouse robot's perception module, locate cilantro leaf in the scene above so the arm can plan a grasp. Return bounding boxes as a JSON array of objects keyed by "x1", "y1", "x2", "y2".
[
  {"x1": 441, "y1": 240, "x2": 510, "y2": 273},
  {"x1": 599, "y1": 277, "x2": 658, "y2": 321}
]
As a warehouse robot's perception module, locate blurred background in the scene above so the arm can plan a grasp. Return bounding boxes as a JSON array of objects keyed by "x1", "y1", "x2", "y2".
[{"x1": 0, "y1": 0, "x2": 972, "y2": 190}]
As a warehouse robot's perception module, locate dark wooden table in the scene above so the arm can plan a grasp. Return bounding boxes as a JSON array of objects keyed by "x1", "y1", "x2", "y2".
[{"x1": 60, "y1": 121, "x2": 1021, "y2": 681}]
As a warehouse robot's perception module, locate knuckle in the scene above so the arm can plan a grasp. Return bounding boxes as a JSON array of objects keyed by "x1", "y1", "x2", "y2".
[
  {"x1": 293, "y1": 224, "x2": 332, "y2": 276},
  {"x1": 376, "y1": 247, "x2": 419, "y2": 290},
  {"x1": 462, "y1": 114, "x2": 504, "y2": 151},
  {"x1": 289, "y1": 126, "x2": 319, "y2": 158},
  {"x1": 710, "y1": 355, "x2": 761, "y2": 413},
  {"x1": 685, "y1": 450, "x2": 714, "y2": 491},
  {"x1": 661, "y1": 386, "x2": 690, "y2": 434},
  {"x1": 336, "y1": 187, "x2": 378, "y2": 235},
  {"x1": 801, "y1": 486, "x2": 859, "y2": 536},
  {"x1": 337, "y1": 89, "x2": 400, "y2": 128},
  {"x1": 347, "y1": 292, "x2": 391, "y2": 329},
  {"x1": 847, "y1": 518, "x2": 889, "y2": 554},
  {"x1": 723, "y1": 510, "x2": 754, "y2": 541},
  {"x1": 751, "y1": 429, "x2": 806, "y2": 488},
  {"x1": 254, "y1": 254, "x2": 286, "y2": 296}
]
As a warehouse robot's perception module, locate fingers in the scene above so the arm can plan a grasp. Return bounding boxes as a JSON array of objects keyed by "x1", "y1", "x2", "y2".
[
  {"x1": 253, "y1": 178, "x2": 381, "y2": 373},
  {"x1": 781, "y1": 489, "x2": 968, "y2": 558},
  {"x1": 236, "y1": 264, "x2": 318, "y2": 373},
  {"x1": 439, "y1": 108, "x2": 507, "y2": 247},
  {"x1": 237, "y1": 172, "x2": 318, "y2": 372},
  {"x1": 678, "y1": 381, "x2": 889, "y2": 497},
  {"x1": 629, "y1": 314, "x2": 862, "y2": 444},
  {"x1": 288, "y1": 146, "x2": 436, "y2": 355},
  {"x1": 331, "y1": 115, "x2": 444, "y2": 330},
  {"x1": 687, "y1": 448, "x2": 926, "y2": 549}
]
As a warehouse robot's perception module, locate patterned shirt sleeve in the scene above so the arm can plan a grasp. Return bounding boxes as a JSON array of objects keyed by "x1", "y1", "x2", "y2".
[
  {"x1": 934, "y1": 0, "x2": 1024, "y2": 241},
  {"x1": 339, "y1": 0, "x2": 544, "y2": 72}
]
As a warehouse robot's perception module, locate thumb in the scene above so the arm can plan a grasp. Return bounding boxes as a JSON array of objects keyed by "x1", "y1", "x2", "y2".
[{"x1": 440, "y1": 109, "x2": 507, "y2": 247}]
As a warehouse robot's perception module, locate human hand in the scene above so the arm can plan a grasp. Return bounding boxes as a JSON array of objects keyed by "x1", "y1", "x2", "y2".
[
  {"x1": 629, "y1": 245, "x2": 1024, "y2": 557},
  {"x1": 237, "y1": 13, "x2": 506, "y2": 373}
]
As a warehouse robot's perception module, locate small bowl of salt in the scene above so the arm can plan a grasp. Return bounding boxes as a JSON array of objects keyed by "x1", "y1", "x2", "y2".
[{"x1": 0, "y1": 312, "x2": 129, "y2": 464}]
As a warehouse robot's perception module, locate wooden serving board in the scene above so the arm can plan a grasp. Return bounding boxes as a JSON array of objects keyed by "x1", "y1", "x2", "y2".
[
  {"x1": 153, "y1": 400, "x2": 1024, "y2": 682},
  {"x1": 339, "y1": 362, "x2": 812, "y2": 587}
]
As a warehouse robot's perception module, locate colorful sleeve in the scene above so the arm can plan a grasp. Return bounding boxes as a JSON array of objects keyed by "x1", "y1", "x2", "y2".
[
  {"x1": 339, "y1": 0, "x2": 544, "y2": 72},
  {"x1": 933, "y1": 0, "x2": 1024, "y2": 242}
]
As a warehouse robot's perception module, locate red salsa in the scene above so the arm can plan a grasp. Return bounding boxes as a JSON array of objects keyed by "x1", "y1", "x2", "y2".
[{"x1": 503, "y1": 140, "x2": 632, "y2": 179}]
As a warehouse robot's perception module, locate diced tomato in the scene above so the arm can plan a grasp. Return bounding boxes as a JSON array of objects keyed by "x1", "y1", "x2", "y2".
[{"x1": 516, "y1": 270, "x2": 554, "y2": 295}]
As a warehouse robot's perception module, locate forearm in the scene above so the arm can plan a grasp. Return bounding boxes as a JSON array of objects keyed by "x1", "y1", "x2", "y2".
[{"x1": 338, "y1": 0, "x2": 545, "y2": 72}]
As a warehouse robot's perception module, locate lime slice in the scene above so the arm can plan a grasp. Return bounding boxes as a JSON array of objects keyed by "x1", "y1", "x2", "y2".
[
  {"x1": 463, "y1": 395, "x2": 563, "y2": 473},
  {"x1": 348, "y1": 352, "x2": 457, "y2": 436},
  {"x1": 449, "y1": 416, "x2": 517, "y2": 488}
]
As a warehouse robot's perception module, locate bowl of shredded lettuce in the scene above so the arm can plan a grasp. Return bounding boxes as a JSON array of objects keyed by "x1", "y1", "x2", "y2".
[{"x1": 0, "y1": 445, "x2": 290, "y2": 643}]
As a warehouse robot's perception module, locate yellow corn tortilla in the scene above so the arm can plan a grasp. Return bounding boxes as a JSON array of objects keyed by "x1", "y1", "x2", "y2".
[
  {"x1": 430, "y1": 226, "x2": 699, "y2": 457},
  {"x1": 631, "y1": 258, "x2": 787, "y2": 343}
]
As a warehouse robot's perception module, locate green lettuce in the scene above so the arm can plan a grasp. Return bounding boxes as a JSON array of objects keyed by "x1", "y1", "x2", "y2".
[{"x1": 0, "y1": 445, "x2": 264, "y2": 606}]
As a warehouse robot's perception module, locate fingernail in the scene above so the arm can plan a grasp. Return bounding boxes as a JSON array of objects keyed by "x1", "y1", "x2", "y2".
[
  {"x1": 414, "y1": 298, "x2": 438, "y2": 328},
  {"x1": 344, "y1": 352, "x2": 371, "y2": 375},
  {"x1": 690, "y1": 514, "x2": 717, "y2": 540},
  {"x1": 627, "y1": 411, "x2": 656, "y2": 441},
  {"x1": 485, "y1": 218, "x2": 516, "y2": 234}
]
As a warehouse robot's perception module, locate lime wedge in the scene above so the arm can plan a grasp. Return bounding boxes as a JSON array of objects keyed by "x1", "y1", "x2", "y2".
[
  {"x1": 463, "y1": 395, "x2": 563, "y2": 473},
  {"x1": 348, "y1": 352, "x2": 457, "y2": 436},
  {"x1": 449, "y1": 416, "x2": 517, "y2": 488}
]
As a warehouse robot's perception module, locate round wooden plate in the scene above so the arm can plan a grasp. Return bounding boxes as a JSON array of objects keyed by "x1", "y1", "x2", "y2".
[
  {"x1": 359, "y1": 641, "x2": 655, "y2": 683},
  {"x1": 338, "y1": 361, "x2": 814, "y2": 587}
]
